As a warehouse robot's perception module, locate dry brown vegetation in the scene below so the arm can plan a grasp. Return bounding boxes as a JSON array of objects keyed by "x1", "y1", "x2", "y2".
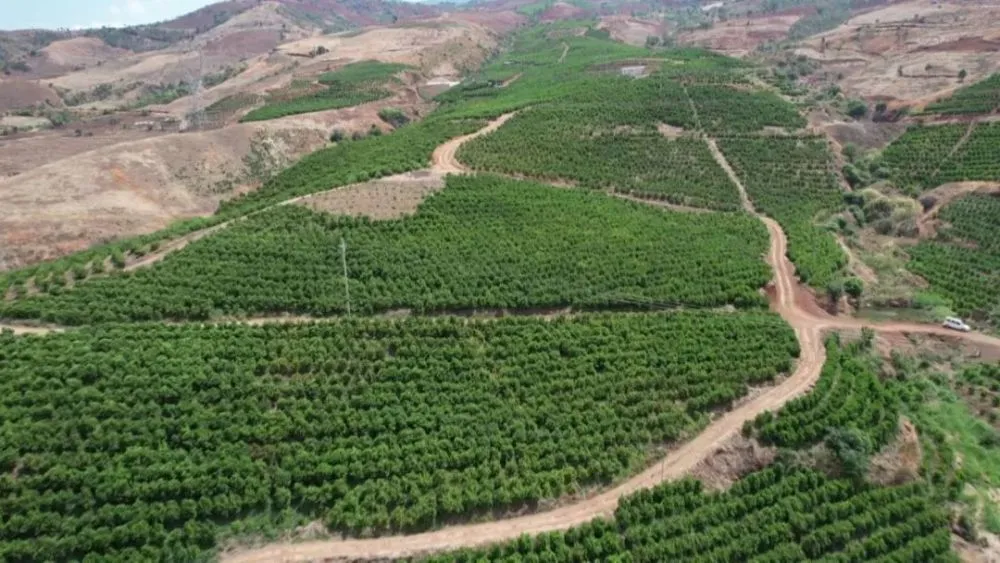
[
  {"x1": 297, "y1": 171, "x2": 445, "y2": 219},
  {"x1": 40, "y1": 37, "x2": 128, "y2": 68},
  {"x1": 0, "y1": 99, "x2": 396, "y2": 269},
  {"x1": 597, "y1": 16, "x2": 665, "y2": 47},
  {"x1": 276, "y1": 21, "x2": 496, "y2": 78},
  {"x1": 679, "y1": 14, "x2": 802, "y2": 56},
  {"x1": 0, "y1": 79, "x2": 62, "y2": 111},
  {"x1": 689, "y1": 434, "x2": 778, "y2": 491},
  {"x1": 795, "y1": 0, "x2": 1000, "y2": 107},
  {"x1": 868, "y1": 417, "x2": 922, "y2": 486}
]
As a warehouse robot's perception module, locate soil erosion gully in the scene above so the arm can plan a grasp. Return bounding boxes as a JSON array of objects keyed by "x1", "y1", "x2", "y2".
[{"x1": 3, "y1": 115, "x2": 998, "y2": 562}]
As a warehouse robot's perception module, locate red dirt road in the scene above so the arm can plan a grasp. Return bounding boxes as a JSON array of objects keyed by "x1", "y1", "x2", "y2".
[{"x1": 430, "y1": 112, "x2": 517, "y2": 174}]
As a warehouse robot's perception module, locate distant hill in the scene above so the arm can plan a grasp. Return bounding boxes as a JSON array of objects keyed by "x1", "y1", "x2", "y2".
[{"x1": 0, "y1": 0, "x2": 443, "y2": 72}]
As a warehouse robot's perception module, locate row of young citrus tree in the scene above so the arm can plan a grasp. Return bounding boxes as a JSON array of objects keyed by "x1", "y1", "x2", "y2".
[
  {"x1": 685, "y1": 84, "x2": 806, "y2": 134},
  {"x1": 457, "y1": 105, "x2": 743, "y2": 210},
  {"x1": 880, "y1": 124, "x2": 966, "y2": 191},
  {"x1": 882, "y1": 123, "x2": 1000, "y2": 192},
  {"x1": 748, "y1": 335, "x2": 900, "y2": 462},
  {"x1": 419, "y1": 466, "x2": 951, "y2": 563},
  {"x1": 935, "y1": 122, "x2": 1000, "y2": 185},
  {"x1": 907, "y1": 193, "x2": 1000, "y2": 319},
  {"x1": 1, "y1": 175, "x2": 773, "y2": 324},
  {"x1": 0, "y1": 312, "x2": 797, "y2": 561},
  {"x1": 925, "y1": 73, "x2": 1000, "y2": 116}
]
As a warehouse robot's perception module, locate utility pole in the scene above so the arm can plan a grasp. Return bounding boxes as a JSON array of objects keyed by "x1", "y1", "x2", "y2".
[
  {"x1": 340, "y1": 237, "x2": 351, "y2": 316},
  {"x1": 190, "y1": 48, "x2": 204, "y2": 130}
]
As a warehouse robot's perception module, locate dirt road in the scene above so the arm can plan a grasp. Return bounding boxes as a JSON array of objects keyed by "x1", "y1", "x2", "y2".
[
  {"x1": 430, "y1": 112, "x2": 517, "y2": 174},
  {"x1": 0, "y1": 323, "x2": 63, "y2": 335}
]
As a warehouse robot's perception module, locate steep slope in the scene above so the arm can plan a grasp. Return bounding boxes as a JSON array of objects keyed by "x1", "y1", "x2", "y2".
[{"x1": 795, "y1": 0, "x2": 1000, "y2": 106}]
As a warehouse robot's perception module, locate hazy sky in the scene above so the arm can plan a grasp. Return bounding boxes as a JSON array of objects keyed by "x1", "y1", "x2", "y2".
[{"x1": 5, "y1": 0, "x2": 218, "y2": 30}]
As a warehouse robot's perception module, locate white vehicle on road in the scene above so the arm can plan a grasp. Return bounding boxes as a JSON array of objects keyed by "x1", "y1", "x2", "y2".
[{"x1": 943, "y1": 317, "x2": 972, "y2": 332}]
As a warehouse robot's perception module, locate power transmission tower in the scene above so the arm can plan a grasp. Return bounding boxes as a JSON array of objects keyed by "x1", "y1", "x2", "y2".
[{"x1": 340, "y1": 237, "x2": 352, "y2": 316}]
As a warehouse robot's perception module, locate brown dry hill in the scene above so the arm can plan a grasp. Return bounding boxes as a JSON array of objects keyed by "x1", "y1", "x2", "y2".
[
  {"x1": 540, "y1": 3, "x2": 590, "y2": 23},
  {"x1": 43, "y1": 4, "x2": 311, "y2": 99},
  {"x1": 678, "y1": 13, "x2": 803, "y2": 57},
  {"x1": 0, "y1": 99, "x2": 399, "y2": 269},
  {"x1": 40, "y1": 37, "x2": 128, "y2": 69},
  {"x1": 795, "y1": 0, "x2": 1000, "y2": 106},
  {"x1": 598, "y1": 16, "x2": 664, "y2": 47},
  {"x1": 0, "y1": 78, "x2": 62, "y2": 111}
]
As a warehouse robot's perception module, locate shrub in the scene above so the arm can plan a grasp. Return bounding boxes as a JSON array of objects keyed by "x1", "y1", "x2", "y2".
[
  {"x1": 844, "y1": 277, "x2": 864, "y2": 300},
  {"x1": 847, "y1": 99, "x2": 868, "y2": 119},
  {"x1": 378, "y1": 107, "x2": 410, "y2": 128}
]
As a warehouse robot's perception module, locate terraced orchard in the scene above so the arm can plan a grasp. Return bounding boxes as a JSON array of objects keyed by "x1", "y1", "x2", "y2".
[
  {"x1": 686, "y1": 84, "x2": 805, "y2": 134},
  {"x1": 419, "y1": 466, "x2": 951, "y2": 563},
  {"x1": 907, "y1": 193, "x2": 1000, "y2": 319},
  {"x1": 883, "y1": 123, "x2": 1000, "y2": 191},
  {"x1": 935, "y1": 123, "x2": 1000, "y2": 185},
  {"x1": 1, "y1": 175, "x2": 772, "y2": 324},
  {"x1": 716, "y1": 136, "x2": 846, "y2": 287},
  {"x1": 458, "y1": 105, "x2": 741, "y2": 210},
  {"x1": 881, "y1": 124, "x2": 967, "y2": 191},
  {"x1": 925, "y1": 73, "x2": 1000, "y2": 116},
  {"x1": 749, "y1": 336, "x2": 900, "y2": 452},
  {"x1": 0, "y1": 313, "x2": 797, "y2": 561},
  {"x1": 454, "y1": 67, "x2": 806, "y2": 209}
]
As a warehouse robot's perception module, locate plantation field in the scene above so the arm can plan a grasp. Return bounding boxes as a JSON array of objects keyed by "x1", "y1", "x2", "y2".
[
  {"x1": 925, "y1": 73, "x2": 1000, "y2": 116},
  {"x1": 0, "y1": 19, "x2": 981, "y2": 563},
  {"x1": 2, "y1": 25, "x2": 831, "y2": 301},
  {"x1": 907, "y1": 193, "x2": 1000, "y2": 319},
  {"x1": 240, "y1": 61, "x2": 407, "y2": 122},
  {"x1": 935, "y1": 123, "x2": 1000, "y2": 186},
  {"x1": 687, "y1": 84, "x2": 805, "y2": 134},
  {"x1": 0, "y1": 312, "x2": 797, "y2": 560},
  {"x1": 458, "y1": 106, "x2": 742, "y2": 210},
  {"x1": 881, "y1": 124, "x2": 966, "y2": 192},
  {"x1": 422, "y1": 466, "x2": 951, "y2": 562},
  {"x1": 453, "y1": 53, "x2": 807, "y2": 209},
  {"x1": 716, "y1": 137, "x2": 846, "y2": 287},
  {"x1": 883, "y1": 123, "x2": 1000, "y2": 192},
  {"x1": 1, "y1": 175, "x2": 772, "y2": 324},
  {"x1": 750, "y1": 337, "x2": 899, "y2": 452}
]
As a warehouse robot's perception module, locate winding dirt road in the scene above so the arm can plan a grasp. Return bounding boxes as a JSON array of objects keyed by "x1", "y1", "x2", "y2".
[
  {"x1": 5, "y1": 114, "x2": 1000, "y2": 561},
  {"x1": 430, "y1": 112, "x2": 517, "y2": 174}
]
